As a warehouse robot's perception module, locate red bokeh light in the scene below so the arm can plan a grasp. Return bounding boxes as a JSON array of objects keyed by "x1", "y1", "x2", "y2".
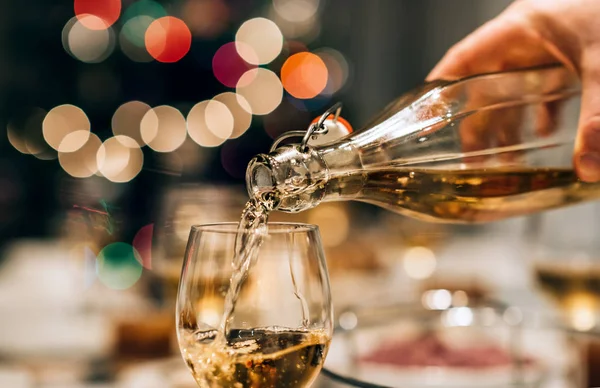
[
  {"x1": 212, "y1": 42, "x2": 257, "y2": 88},
  {"x1": 74, "y1": 0, "x2": 121, "y2": 30},
  {"x1": 145, "y1": 17, "x2": 192, "y2": 63},
  {"x1": 133, "y1": 223, "x2": 153, "y2": 270}
]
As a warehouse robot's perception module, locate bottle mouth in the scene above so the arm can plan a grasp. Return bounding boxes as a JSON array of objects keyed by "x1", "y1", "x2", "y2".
[
  {"x1": 245, "y1": 145, "x2": 328, "y2": 213},
  {"x1": 246, "y1": 154, "x2": 277, "y2": 201}
]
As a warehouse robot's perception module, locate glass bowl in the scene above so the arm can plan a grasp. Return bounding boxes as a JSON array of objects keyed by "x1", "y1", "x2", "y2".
[{"x1": 322, "y1": 302, "x2": 584, "y2": 388}]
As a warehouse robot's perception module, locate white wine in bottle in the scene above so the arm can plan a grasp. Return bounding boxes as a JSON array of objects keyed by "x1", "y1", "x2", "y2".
[{"x1": 246, "y1": 65, "x2": 594, "y2": 223}]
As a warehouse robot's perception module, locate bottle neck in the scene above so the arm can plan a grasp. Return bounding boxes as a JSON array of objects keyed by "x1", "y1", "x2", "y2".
[{"x1": 246, "y1": 142, "x2": 362, "y2": 212}]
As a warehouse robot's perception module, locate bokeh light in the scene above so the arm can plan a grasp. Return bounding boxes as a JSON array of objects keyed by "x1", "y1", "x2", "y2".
[
  {"x1": 212, "y1": 92, "x2": 252, "y2": 138},
  {"x1": 443, "y1": 307, "x2": 474, "y2": 327},
  {"x1": 272, "y1": 0, "x2": 320, "y2": 23},
  {"x1": 7, "y1": 108, "x2": 56, "y2": 160},
  {"x1": 315, "y1": 47, "x2": 350, "y2": 95},
  {"x1": 120, "y1": 15, "x2": 154, "y2": 48},
  {"x1": 422, "y1": 289, "x2": 452, "y2": 310},
  {"x1": 235, "y1": 17, "x2": 283, "y2": 65},
  {"x1": 187, "y1": 100, "x2": 230, "y2": 147},
  {"x1": 566, "y1": 294, "x2": 597, "y2": 331},
  {"x1": 403, "y1": 246, "x2": 437, "y2": 280},
  {"x1": 58, "y1": 130, "x2": 91, "y2": 153},
  {"x1": 181, "y1": 0, "x2": 230, "y2": 38},
  {"x1": 212, "y1": 42, "x2": 257, "y2": 88},
  {"x1": 63, "y1": 15, "x2": 116, "y2": 63},
  {"x1": 43, "y1": 104, "x2": 91, "y2": 152},
  {"x1": 145, "y1": 16, "x2": 192, "y2": 63},
  {"x1": 205, "y1": 100, "x2": 234, "y2": 139},
  {"x1": 96, "y1": 242, "x2": 143, "y2": 290},
  {"x1": 141, "y1": 106, "x2": 187, "y2": 152},
  {"x1": 97, "y1": 136, "x2": 144, "y2": 183},
  {"x1": 58, "y1": 132, "x2": 102, "y2": 178},
  {"x1": 281, "y1": 52, "x2": 328, "y2": 99},
  {"x1": 112, "y1": 101, "x2": 151, "y2": 146},
  {"x1": 74, "y1": 0, "x2": 121, "y2": 30},
  {"x1": 133, "y1": 224, "x2": 153, "y2": 270},
  {"x1": 236, "y1": 68, "x2": 283, "y2": 115},
  {"x1": 268, "y1": 5, "x2": 320, "y2": 42}
]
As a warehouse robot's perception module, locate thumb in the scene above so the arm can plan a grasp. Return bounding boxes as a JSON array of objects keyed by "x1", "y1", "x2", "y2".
[{"x1": 574, "y1": 49, "x2": 600, "y2": 182}]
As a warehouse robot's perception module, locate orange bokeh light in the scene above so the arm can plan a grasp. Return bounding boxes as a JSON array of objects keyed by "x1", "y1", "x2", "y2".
[
  {"x1": 281, "y1": 52, "x2": 328, "y2": 99},
  {"x1": 74, "y1": 0, "x2": 121, "y2": 30},
  {"x1": 145, "y1": 17, "x2": 192, "y2": 63}
]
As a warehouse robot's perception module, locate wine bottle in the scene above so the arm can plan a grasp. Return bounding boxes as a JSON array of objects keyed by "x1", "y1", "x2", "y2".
[{"x1": 246, "y1": 65, "x2": 598, "y2": 223}]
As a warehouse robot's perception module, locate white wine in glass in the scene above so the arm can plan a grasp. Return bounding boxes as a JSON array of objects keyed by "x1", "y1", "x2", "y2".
[{"x1": 176, "y1": 222, "x2": 333, "y2": 388}]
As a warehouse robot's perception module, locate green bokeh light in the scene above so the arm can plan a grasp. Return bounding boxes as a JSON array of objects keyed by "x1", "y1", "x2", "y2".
[
  {"x1": 121, "y1": 15, "x2": 155, "y2": 48},
  {"x1": 96, "y1": 242, "x2": 143, "y2": 290}
]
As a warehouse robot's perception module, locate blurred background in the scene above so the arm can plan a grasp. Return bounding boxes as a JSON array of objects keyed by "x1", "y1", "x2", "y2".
[{"x1": 3, "y1": 0, "x2": 600, "y2": 387}]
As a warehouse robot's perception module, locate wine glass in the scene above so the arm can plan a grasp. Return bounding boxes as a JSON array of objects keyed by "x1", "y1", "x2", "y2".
[
  {"x1": 529, "y1": 202, "x2": 600, "y2": 387},
  {"x1": 176, "y1": 222, "x2": 333, "y2": 388}
]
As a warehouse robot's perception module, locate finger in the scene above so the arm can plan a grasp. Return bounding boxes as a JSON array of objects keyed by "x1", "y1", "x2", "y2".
[
  {"x1": 574, "y1": 49, "x2": 600, "y2": 182},
  {"x1": 427, "y1": 17, "x2": 523, "y2": 81}
]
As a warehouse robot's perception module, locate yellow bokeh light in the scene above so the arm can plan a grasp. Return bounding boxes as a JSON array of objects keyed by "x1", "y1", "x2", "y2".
[
  {"x1": 212, "y1": 92, "x2": 252, "y2": 139},
  {"x1": 566, "y1": 293, "x2": 598, "y2": 331},
  {"x1": 58, "y1": 129, "x2": 91, "y2": 153},
  {"x1": 272, "y1": 0, "x2": 320, "y2": 23},
  {"x1": 64, "y1": 15, "x2": 115, "y2": 63},
  {"x1": 422, "y1": 289, "x2": 452, "y2": 310},
  {"x1": 268, "y1": 5, "x2": 320, "y2": 42},
  {"x1": 205, "y1": 100, "x2": 234, "y2": 140},
  {"x1": 112, "y1": 101, "x2": 151, "y2": 146},
  {"x1": 140, "y1": 106, "x2": 187, "y2": 153},
  {"x1": 59, "y1": 132, "x2": 102, "y2": 178},
  {"x1": 43, "y1": 104, "x2": 91, "y2": 152},
  {"x1": 97, "y1": 136, "x2": 144, "y2": 183},
  {"x1": 187, "y1": 100, "x2": 229, "y2": 147},
  {"x1": 236, "y1": 68, "x2": 283, "y2": 115},
  {"x1": 235, "y1": 17, "x2": 283, "y2": 65},
  {"x1": 403, "y1": 246, "x2": 437, "y2": 280}
]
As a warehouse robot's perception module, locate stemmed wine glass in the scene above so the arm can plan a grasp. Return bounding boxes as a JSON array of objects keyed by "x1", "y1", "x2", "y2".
[
  {"x1": 529, "y1": 202, "x2": 600, "y2": 387},
  {"x1": 176, "y1": 222, "x2": 333, "y2": 388}
]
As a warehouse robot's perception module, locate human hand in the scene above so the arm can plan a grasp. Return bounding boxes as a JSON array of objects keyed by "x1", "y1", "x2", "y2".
[{"x1": 428, "y1": 0, "x2": 600, "y2": 182}]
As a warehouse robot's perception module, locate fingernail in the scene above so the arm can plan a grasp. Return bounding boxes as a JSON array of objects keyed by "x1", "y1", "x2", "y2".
[{"x1": 578, "y1": 152, "x2": 600, "y2": 182}]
